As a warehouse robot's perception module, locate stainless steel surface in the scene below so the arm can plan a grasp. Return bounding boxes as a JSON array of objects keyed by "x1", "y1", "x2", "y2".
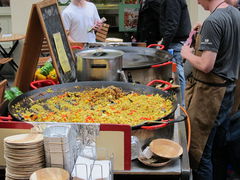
[
  {"x1": 84, "y1": 42, "x2": 132, "y2": 48},
  {"x1": 76, "y1": 49, "x2": 124, "y2": 81},
  {"x1": 118, "y1": 46, "x2": 173, "y2": 84},
  {"x1": 118, "y1": 70, "x2": 128, "y2": 82},
  {"x1": 124, "y1": 66, "x2": 172, "y2": 85}
]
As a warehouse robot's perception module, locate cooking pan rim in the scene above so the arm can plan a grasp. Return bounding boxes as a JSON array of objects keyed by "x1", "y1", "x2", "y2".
[{"x1": 76, "y1": 49, "x2": 124, "y2": 59}]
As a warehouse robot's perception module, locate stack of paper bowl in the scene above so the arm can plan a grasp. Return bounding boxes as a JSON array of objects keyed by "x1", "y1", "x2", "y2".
[{"x1": 4, "y1": 133, "x2": 45, "y2": 180}]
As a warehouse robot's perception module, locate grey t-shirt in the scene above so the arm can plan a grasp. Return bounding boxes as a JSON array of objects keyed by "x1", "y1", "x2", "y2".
[{"x1": 199, "y1": 6, "x2": 240, "y2": 81}]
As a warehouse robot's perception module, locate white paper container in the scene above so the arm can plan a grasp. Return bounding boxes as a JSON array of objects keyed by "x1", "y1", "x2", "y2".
[
  {"x1": 72, "y1": 156, "x2": 112, "y2": 180},
  {"x1": 43, "y1": 125, "x2": 78, "y2": 173},
  {"x1": 44, "y1": 141, "x2": 70, "y2": 152}
]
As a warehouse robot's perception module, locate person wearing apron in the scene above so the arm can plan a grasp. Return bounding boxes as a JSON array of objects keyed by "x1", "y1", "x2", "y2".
[{"x1": 181, "y1": 0, "x2": 240, "y2": 179}]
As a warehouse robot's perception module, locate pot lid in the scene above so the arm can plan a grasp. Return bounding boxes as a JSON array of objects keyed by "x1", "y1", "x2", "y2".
[
  {"x1": 101, "y1": 46, "x2": 173, "y2": 69},
  {"x1": 76, "y1": 49, "x2": 124, "y2": 59}
]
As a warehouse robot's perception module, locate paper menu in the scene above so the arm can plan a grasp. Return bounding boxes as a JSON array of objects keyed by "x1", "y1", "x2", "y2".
[{"x1": 53, "y1": 32, "x2": 71, "y2": 73}]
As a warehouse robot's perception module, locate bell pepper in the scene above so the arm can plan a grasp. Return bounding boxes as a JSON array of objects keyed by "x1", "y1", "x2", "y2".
[
  {"x1": 35, "y1": 68, "x2": 47, "y2": 80},
  {"x1": 10, "y1": 87, "x2": 23, "y2": 97},
  {"x1": 4, "y1": 90, "x2": 15, "y2": 101},
  {"x1": 47, "y1": 69, "x2": 58, "y2": 82},
  {"x1": 4, "y1": 87, "x2": 23, "y2": 101},
  {"x1": 40, "y1": 62, "x2": 53, "y2": 76}
]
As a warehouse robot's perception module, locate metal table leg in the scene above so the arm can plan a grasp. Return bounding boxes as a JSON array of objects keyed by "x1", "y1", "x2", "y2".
[{"x1": 0, "y1": 40, "x2": 19, "y2": 72}]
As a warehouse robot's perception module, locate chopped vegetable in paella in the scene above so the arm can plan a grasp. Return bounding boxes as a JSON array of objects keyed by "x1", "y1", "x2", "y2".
[{"x1": 13, "y1": 86, "x2": 173, "y2": 126}]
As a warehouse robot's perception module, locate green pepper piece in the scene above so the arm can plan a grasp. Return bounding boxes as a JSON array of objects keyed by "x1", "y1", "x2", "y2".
[
  {"x1": 4, "y1": 90, "x2": 15, "y2": 101},
  {"x1": 10, "y1": 87, "x2": 23, "y2": 97}
]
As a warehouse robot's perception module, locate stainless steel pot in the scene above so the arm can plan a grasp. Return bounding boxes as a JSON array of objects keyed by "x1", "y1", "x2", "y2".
[{"x1": 76, "y1": 49, "x2": 124, "y2": 81}]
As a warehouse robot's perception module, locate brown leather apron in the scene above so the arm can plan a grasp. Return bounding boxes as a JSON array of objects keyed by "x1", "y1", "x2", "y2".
[
  {"x1": 231, "y1": 77, "x2": 240, "y2": 114},
  {"x1": 185, "y1": 68, "x2": 227, "y2": 169}
]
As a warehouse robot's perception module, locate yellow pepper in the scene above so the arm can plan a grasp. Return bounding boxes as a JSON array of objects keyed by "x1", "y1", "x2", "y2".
[
  {"x1": 47, "y1": 69, "x2": 58, "y2": 82},
  {"x1": 35, "y1": 68, "x2": 47, "y2": 80}
]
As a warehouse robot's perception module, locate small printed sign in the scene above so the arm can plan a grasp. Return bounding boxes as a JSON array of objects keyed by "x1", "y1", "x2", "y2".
[{"x1": 53, "y1": 32, "x2": 71, "y2": 73}]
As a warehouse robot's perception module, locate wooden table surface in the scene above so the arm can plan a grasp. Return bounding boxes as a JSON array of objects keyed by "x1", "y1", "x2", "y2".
[{"x1": 0, "y1": 34, "x2": 25, "y2": 42}]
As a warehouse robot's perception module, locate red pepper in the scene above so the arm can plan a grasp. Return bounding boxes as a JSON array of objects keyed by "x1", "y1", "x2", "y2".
[
  {"x1": 110, "y1": 106, "x2": 115, "y2": 110},
  {"x1": 86, "y1": 116, "x2": 94, "y2": 123},
  {"x1": 128, "y1": 110, "x2": 136, "y2": 115},
  {"x1": 30, "y1": 114, "x2": 38, "y2": 121},
  {"x1": 140, "y1": 117, "x2": 151, "y2": 120}
]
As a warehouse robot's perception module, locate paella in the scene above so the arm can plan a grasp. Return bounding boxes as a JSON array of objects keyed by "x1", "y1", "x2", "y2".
[{"x1": 12, "y1": 86, "x2": 173, "y2": 126}]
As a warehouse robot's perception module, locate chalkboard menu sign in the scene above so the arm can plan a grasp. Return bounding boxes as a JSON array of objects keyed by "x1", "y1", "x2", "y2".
[
  {"x1": 37, "y1": 0, "x2": 76, "y2": 82},
  {"x1": 15, "y1": 0, "x2": 76, "y2": 92}
]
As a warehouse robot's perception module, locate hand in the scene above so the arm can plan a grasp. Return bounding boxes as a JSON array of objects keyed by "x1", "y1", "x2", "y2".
[
  {"x1": 93, "y1": 21, "x2": 103, "y2": 32},
  {"x1": 181, "y1": 45, "x2": 194, "y2": 60},
  {"x1": 192, "y1": 22, "x2": 202, "y2": 31},
  {"x1": 158, "y1": 39, "x2": 163, "y2": 44}
]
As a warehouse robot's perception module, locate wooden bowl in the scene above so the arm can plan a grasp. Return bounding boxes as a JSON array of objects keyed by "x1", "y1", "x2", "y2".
[
  {"x1": 30, "y1": 168, "x2": 70, "y2": 180},
  {"x1": 149, "y1": 138, "x2": 183, "y2": 159}
]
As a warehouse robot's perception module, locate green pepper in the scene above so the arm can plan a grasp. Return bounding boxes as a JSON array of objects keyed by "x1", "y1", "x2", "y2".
[
  {"x1": 40, "y1": 62, "x2": 54, "y2": 76},
  {"x1": 4, "y1": 87, "x2": 23, "y2": 101},
  {"x1": 4, "y1": 90, "x2": 15, "y2": 101},
  {"x1": 10, "y1": 87, "x2": 23, "y2": 97}
]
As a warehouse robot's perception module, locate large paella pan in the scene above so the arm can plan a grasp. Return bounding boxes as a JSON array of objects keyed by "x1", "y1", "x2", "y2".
[{"x1": 8, "y1": 81, "x2": 177, "y2": 129}]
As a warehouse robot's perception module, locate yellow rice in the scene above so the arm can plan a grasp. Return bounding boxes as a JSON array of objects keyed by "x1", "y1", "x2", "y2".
[{"x1": 15, "y1": 86, "x2": 173, "y2": 126}]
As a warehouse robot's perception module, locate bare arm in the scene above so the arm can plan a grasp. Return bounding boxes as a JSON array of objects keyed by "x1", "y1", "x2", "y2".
[
  {"x1": 181, "y1": 45, "x2": 217, "y2": 73},
  {"x1": 67, "y1": 36, "x2": 75, "y2": 43},
  {"x1": 65, "y1": 30, "x2": 75, "y2": 43}
]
